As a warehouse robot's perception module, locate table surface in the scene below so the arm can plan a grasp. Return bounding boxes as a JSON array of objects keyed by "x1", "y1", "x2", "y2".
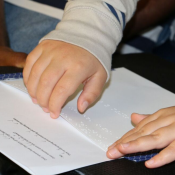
[{"x1": 0, "y1": 53, "x2": 175, "y2": 175}]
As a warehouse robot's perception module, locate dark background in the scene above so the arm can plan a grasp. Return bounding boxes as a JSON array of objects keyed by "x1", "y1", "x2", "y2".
[{"x1": 32, "y1": 0, "x2": 66, "y2": 9}]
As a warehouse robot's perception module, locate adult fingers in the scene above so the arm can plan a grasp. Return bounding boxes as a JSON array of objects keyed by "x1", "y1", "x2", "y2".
[{"x1": 9, "y1": 52, "x2": 27, "y2": 68}]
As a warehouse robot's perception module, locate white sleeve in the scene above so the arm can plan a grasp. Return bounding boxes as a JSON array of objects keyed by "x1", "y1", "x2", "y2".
[{"x1": 40, "y1": 0, "x2": 139, "y2": 81}]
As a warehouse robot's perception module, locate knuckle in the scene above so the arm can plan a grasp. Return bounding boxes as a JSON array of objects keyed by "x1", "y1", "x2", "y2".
[
  {"x1": 134, "y1": 125, "x2": 140, "y2": 132},
  {"x1": 167, "y1": 145, "x2": 175, "y2": 153},
  {"x1": 151, "y1": 132, "x2": 161, "y2": 141},
  {"x1": 74, "y1": 61, "x2": 85, "y2": 72},
  {"x1": 137, "y1": 125, "x2": 150, "y2": 136},
  {"x1": 30, "y1": 65, "x2": 42, "y2": 80},
  {"x1": 88, "y1": 91, "x2": 100, "y2": 101},
  {"x1": 26, "y1": 54, "x2": 34, "y2": 65},
  {"x1": 138, "y1": 129, "x2": 147, "y2": 136},
  {"x1": 33, "y1": 63, "x2": 43, "y2": 74},
  {"x1": 134, "y1": 139, "x2": 142, "y2": 147},
  {"x1": 49, "y1": 101, "x2": 57, "y2": 113},
  {"x1": 36, "y1": 94, "x2": 47, "y2": 107},
  {"x1": 40, "y1": 76, "x2": 51, "y2": 88},
  {"x1": 30, "y1": 69, "x2": 38, "y2": 79},
  {"x1": 156, "y1": 108, "x2": 165, "y2": 115},
  {"x1": 56, "y1": 85, "x2": 69, "y2": 96},
  {"x1": 40, "y1": 40, "x2": 52, "y2": 47},
  {"x1": 30, "y1": 66, "x2": 41, "y2": 79}
]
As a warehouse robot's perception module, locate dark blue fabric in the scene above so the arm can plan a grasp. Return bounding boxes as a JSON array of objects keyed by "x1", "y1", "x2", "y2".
[
  {"x1": 31, "y1": 0, "x2": 67, "y2": 9},
  {"x1": 153, "y1": 40, "x2": 175, "y2": 63},
  {"x1": 5, "y1": 2, "x2": 60, "y2": 53},
  {"x1": 121, "y1": 12, "x2": 126, "y2": 29},
  {"x1": 123, "y1": 14, "x2": 175, "y2": 63},
  {"x1": 0, "y1": 73, "x2": 23, "y2": 80},
  {"x1": 106, "y1": 3, "x2": 121, "y2": 25},
  {"x1": 126, "y1": 36, "x2": 156, "y2": 53}
]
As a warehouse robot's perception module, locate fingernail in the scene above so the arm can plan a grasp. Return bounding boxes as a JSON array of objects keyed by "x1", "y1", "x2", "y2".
[
  {"x1": 121, "y1": 143, "x2": 129, "y2": 148},
  {"x1": 42, "y1": 108, "x2": 49, "y2": 113},
  {"x1": 146, "y1": 159, "x2": 154, "y2": 165},
  {"x1": 107, "y1": 148, "x2": 118, "y2": 158},
  {"x1": 50, "y1": 112, "x2": 57, "y2": 119},
  {"x1": 81, "y1": 101, "x2": 89, "y2": 112},
  {"x1": 32, "y1": 98, "x2": 38, "y2": 104}
]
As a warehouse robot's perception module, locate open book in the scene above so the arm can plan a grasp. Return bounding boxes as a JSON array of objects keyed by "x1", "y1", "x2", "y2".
[{"x1": 0, "y1": 68, "x2": 175, "y2": 175}]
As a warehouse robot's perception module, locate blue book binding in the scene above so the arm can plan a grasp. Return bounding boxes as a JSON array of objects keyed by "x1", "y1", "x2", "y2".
[
  {"x1": 0, "y1": 73, "x2": 23, "y2": 80},
  {"x1": 124, "y1": 150, "x2": 159, "y2": 162}
]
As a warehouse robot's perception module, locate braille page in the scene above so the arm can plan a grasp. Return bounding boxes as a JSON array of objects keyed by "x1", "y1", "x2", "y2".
[
  {"x1": 60, "y1": 68, "x2": 175, "y2": 150},
  {"x1": 0, "y1": 82, "x2": 108, "y2": 175},
  {"x1": 3, "y1": 68, "x2": 175, "y2": 152}
]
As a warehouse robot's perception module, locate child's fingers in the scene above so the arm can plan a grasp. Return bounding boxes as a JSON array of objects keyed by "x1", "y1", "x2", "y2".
[
  {"x1": 107, "y1": 136, "x2": 156, "y2": 159},
  {"x1": 119, "y1": 110, "x2": 167, "y2": 144},
  {"x1": 48, "y1": 70, "x2": 88, "y2": 119},
  {"x1": 26, "y1": 54, "x2": 52, "y2": 101},
  {"x1": 108, "y1": 128, "x2": 136, "y2": 150},
  {"x1": 116, "y1": 116, "x2": 174, "y2": 147},
  {"x1": 106, "y1": 144, "x2": 123, "y2": 159},
  {"x1": 132, "y1": 112, "x2": 160, "y2": 132},
  {"x1": 36, "y1": 62, "x2": 65, "y2": 109},
  {"x1": 108, "y1": 115, "x2": 175, "y2": 151},
  {"x1": 118, "y1": 125, "x2": 174, "y2": 154},
  {"x1": 109, "y1": 114, "x2": 149, "y2": 148},
  {"x1": 131, "y1": 113, "x2": 149, "y2": 125},
  {"x1": 23, "y1": 46, "x2": 42, "y2": 85},
  {"x1": 107, "y1": 124, "x2": 175, "y2": 159},
  {"x1": 77, "y1": 73, "x2": 106, "y2": 113},
  {"x1": 146, "y1": 140, "x2": 175, "y2": 168},
  {"x1": 122, "y1": 109, "x2": 172, "y2": 141},
  {"x1": 119, "y1": 109, "x2": 175, "y2": 142}
]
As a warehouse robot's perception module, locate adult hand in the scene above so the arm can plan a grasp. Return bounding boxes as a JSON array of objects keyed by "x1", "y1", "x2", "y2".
[
  {"x1": 107, "y1": 106, "x2": 175, "y2": 168},
  {"x1": 0, "y1": 46, "x2": 27, "y2": 67}
]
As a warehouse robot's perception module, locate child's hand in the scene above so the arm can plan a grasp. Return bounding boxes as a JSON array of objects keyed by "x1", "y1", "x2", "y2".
[
  {"x1": 107, "y1": 106, "x2": 175, "y2": 168},
  {"x1": 23, "y1": 40, "x2": 107, "y2": 118}
]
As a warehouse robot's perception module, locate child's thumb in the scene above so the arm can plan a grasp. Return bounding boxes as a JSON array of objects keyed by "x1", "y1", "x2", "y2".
[
  {"x1": 77, "y1": 74, "x2": 106, "y2": 113},
  {"x1": 131, "y1": 113, "x2": 149, "y2": 125}
]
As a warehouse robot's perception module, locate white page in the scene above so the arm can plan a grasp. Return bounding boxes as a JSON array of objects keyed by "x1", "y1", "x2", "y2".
[
  {"x1": 60, "y1": 68, "x2": 175, "y2": 150},
  {"x1": 3, "y1": 68, "x2": 175, "y2": 151},
  {"x1": 0, "y1": 82, "x2": 108, "y2": 175},
  {"x1": 1, "y1": 68, "x2": 175, "y2": 175}
]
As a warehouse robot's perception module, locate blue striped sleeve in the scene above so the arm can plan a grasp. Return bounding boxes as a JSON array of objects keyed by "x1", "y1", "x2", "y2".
[{"x1": 105, "y1": 3, "x2": 126, "y2": 30}]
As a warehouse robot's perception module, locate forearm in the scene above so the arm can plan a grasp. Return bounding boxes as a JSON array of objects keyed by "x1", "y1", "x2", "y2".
[
  {"x1": 123, "y1": 0, "x2": 175, "y2": 40},
  {"x1": 0, "y1": 0, "x2": 9, "y2": 46}
]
